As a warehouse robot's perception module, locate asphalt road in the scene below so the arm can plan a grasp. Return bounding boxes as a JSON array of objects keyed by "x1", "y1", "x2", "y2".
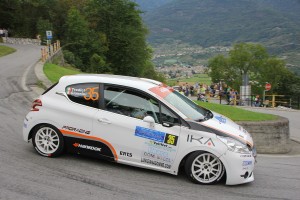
[{"x1": 0, "y1": 44, "x2": 300, "y2": 200}]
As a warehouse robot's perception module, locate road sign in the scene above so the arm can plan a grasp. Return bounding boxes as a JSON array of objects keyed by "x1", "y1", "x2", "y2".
[
  {"x1": 265, "y1": 83, "x2": 271, "y2": 91},
  {"x1": 46, "y1": 31, "x2": 52, "y2": 40}
]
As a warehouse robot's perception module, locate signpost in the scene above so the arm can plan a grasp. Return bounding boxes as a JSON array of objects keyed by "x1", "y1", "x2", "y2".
[
  {"x1": 265, "y1": 83, "x2": 271, "y2": 91},
  {"x1": 46, "y1": 31, "x2": 52, "y2": 45},
  {"x1": 263, "y1": 83, "x2": 272, "y2": 103}
]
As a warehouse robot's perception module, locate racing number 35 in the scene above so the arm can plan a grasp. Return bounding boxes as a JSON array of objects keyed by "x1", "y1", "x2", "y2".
[
  {"x1": 164, "y1": 134, "x2": 178, "y2": 146},
  {"x1": 84, "y1": 87, "x2": 99, "y2": 101}
]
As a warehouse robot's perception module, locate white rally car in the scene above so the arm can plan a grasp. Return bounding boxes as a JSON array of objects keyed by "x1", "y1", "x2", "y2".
[{"x1": 23, "y1": 74, "x2": 256, "y2": 185}]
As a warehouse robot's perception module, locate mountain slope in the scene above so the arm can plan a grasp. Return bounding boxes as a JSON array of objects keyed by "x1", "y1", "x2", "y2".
[
  {"x1": 139, "y1": 0, "x2": 300, "y2": 73},
  {"x1": 133, "y1": 0, "x2": 173, "y2": 12},
  {"x1": 144, "y1": 0, "x2": 300, "y2": 49}
]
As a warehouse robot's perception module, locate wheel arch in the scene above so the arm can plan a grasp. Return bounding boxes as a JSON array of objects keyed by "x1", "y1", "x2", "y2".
[{"x1": 28, "y1": 122, "x2": 60, "y2": 141}]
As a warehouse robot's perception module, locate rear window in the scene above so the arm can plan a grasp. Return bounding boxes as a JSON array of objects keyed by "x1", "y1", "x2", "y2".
[{"x1": 66, "y1": 83, "x2": 100, "y2": 108}]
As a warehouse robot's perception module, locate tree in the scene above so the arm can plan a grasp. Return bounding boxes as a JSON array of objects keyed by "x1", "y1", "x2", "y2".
[
  {"x1": 86, "y1": 0, "x2": 152, "y2": 76},
  {"x1": 208, "y1": 42, "x2": 298, "y2": 95}
]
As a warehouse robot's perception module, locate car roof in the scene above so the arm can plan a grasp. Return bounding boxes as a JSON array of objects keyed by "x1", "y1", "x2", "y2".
[{"x1": 58, "y1": 74, "x2": 162, "y2": 91}]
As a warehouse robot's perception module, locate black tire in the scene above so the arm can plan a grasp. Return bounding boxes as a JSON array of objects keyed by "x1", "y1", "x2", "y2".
[
  {"x1": 185, "y1": 151, "x2": 224, "y2": 185},
  {"x1": 32, "y1": 124, "x2": 64, "y2": 157}
]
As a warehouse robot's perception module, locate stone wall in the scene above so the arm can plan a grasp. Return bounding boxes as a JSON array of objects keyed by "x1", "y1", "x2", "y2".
[
  {"x1": 2, "y1": 37, "x2": 41, "y2": 45},
  {"x1": 237, "y1": 117, "x2": 290, "y2": 154}
]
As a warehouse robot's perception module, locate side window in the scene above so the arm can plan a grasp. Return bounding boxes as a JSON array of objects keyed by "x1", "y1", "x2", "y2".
[
  {"x1": 160, "y1": 105, "x2": 180, "y2": 125},
  {"x1": 66, "y1": 83, "x2": 99, "y2": 108},
  {"x1": 104, "y1": 86, "x2": 159, "y2": 122}
]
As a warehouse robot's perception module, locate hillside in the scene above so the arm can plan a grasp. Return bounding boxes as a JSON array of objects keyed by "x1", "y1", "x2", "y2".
[
  {"x1": 137, "y1": 0, "x2": 300, "y2": 73},
  {"x1": 133, "y1": 0, "x2": 173, "y2": 12}
]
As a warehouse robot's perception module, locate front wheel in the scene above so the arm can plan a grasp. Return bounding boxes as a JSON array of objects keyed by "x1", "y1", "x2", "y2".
[
  {"x1": 185, "y1": 151, "x2": 224, "y2": 184},
  {"x1": 32, "y1": 124, "x2": 64, "y2": 157}
]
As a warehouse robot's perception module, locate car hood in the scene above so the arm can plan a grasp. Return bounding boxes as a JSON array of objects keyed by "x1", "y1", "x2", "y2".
[{"x1": 200, "y1": 111, "x2": 254, "y2": 147}]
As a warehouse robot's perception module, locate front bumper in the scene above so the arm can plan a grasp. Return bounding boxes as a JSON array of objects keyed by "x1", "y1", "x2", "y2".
[{"x1": 220, "y1": 150, "x2": 255, "y2": 185}]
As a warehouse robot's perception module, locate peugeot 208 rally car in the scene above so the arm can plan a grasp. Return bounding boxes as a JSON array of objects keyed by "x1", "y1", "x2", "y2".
[{"x1": 23, "y1": 74, "x2": 256, "y2": 185}]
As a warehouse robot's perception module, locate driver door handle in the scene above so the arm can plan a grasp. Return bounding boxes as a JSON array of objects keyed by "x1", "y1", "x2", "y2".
[{"x1": 97, "y1": 118, "x2": 112, "y2": 124}]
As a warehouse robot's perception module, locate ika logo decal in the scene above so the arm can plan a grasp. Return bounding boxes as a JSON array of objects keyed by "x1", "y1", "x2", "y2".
[
  {"x1": 72, "y1": 143, "x2": 101, "y2": 152},
  {"x1": 187, "y1": 135, "x2": 215, "y2": 147},
  {"x1": 62, "y1": 125, "x2": 90, "y2": 135},
  {"x1": 120, "y1": 151, "x2": 132, "y2": 157},
  {"x1": 135, "y1": 126, "x2": 178, "y2": 146},
  {"x1": 215, "y1": 116, "x2": 226, "y2": 124}
]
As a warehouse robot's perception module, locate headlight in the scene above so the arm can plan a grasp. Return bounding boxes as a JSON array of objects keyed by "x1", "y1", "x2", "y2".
[{"x1": 217, "y1": 136, "x2": 251, "y2": 154}]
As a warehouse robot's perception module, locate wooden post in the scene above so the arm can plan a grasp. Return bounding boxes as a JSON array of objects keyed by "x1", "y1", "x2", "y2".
[
  {"x1": 272, "y1": 95, "x2": 276, "y2": 108},
  {"x1": 234, "y1": 95, "x2": 237, "y2": 106}
]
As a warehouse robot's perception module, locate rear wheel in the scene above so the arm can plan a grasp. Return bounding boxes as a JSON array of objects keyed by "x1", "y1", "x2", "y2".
[
  {"x1": 32, "y1": 125, "x2": 64, "y2": 157},
  {"x1": 185, "y1": 151, "x2": 224, "y2": 184}
]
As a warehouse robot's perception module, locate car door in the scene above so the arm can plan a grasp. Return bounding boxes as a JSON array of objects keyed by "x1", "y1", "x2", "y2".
[
  {"x1": 92, "y1": 85, "x2": 181, "y2": 170},
  {"x1": 57, "y1": 83, "x2": 101, "y2": 156}
]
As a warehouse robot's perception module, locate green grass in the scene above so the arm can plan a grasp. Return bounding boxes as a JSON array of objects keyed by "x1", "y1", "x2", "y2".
[
  {"x1": 195, "y1": 101, "x2": 278, "y2": 121},
  {"x1": 167, "y1": 74, "x2": 211, "y2": 86},
  {"x1": 0, "y1": 45, "x2": 16, "y2": 57},
  {"x1": 44, "y1": 63, "x2": 82, "y2": 83}
]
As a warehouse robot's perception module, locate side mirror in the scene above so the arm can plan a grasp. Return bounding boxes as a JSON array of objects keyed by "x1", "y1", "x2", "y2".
[{"x1": 143, "y1": 116, "x2": 155, "y2": 128}]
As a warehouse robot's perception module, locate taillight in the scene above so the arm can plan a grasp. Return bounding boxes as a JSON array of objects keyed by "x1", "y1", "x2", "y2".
[{"x1": 31, "y1": 99, "x2": 42, "y2": 111}]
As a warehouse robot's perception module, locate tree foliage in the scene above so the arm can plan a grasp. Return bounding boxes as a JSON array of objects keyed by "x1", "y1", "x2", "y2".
[
  {"x1": 0, "y1": 0, "x2": 164, "y2": 81},
  {"x1": 208, "y1": 43, "x2": 300, "y2": 95}
]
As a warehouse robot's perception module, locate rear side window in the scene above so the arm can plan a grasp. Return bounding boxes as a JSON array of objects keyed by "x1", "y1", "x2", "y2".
[{"x1": 66, "y1": 83, "x2": 99, "y2": 108}]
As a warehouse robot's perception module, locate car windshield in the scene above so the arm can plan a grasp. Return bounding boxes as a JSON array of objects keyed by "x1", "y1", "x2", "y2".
[{"x1": 164, "y1": 90, "x2": 208, "y2": 121}]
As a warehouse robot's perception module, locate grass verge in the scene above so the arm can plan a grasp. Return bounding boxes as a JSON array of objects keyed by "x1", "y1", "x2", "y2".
[
  {"x1": 44, "y1": 63, "x2": 82, "y2": 83},
  {"x1": 0, "y1": 45, "x2": 16, "y2": 57},
  {"x1": 196, "y1": 101, "x2": 277, "y2": 121}
]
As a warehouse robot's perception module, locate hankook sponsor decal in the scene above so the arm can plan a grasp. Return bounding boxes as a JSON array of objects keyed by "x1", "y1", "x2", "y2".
[{"x1": 73, "y1": 143, "x2": 101, "y2": 152}]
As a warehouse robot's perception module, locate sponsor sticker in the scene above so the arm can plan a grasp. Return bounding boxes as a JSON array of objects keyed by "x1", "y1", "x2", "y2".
[
  {"x1": 164, "y1": 133, "x2": 178, "y2": 146},
  {"x1": 242, "y1": 161, "x2": 253, "y2": 166},
  {"x1": 141, "y1": 158, "x2": 171, "y2": 169},
  {"x1": 149, "y1": 86, "x2": 172, "y2": 99},
  {"x1": 66, "y1": 86, "x2": 99, "y2": 101},
  {"x1": 135, "y1": 126, "x2": 165, "y2": 142},
  {"x1": 62, "y1": 125, "x2": 90, "y2": 135},
  {"x1": 120, "y1": 151, "x2": 132, "y2": 157},
  {"x1": 187, "y1": 135, "x2": 215, "y2": 147},
  {"x1": 73, "y1": 143, "x2": 101, "y2": 152},
  {"x1": 135, "y1": 126, "x2": 178, "y2": 146},
  {"x1": 215, "y1": 115, "x2": 227, "y2": 124}
]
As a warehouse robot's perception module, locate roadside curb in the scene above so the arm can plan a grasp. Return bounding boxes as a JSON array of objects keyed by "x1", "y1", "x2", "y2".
[{"x1": 34, "y1": 60, "x2": 52, "y2": 89}]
